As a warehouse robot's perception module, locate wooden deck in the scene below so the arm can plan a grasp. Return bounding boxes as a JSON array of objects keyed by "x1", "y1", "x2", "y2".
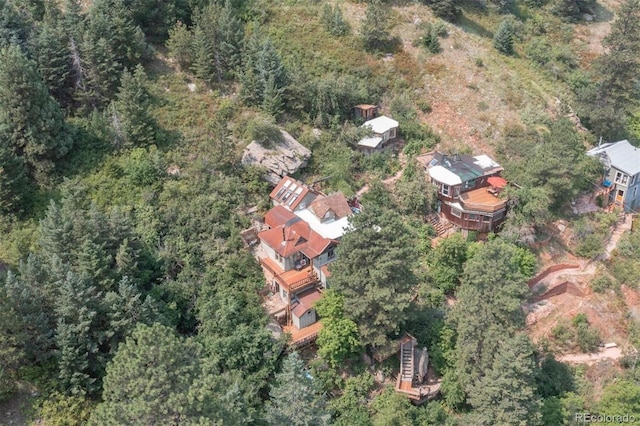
[
  {"x1": 283, "y1": 321, "x2": 322, "y2": 348},
  {"x1": 460, "y1": 187, "x2": 507, "y2": 212},
  {"x1": 260, "y1": 257, "x2": 318, "y2": 293}
]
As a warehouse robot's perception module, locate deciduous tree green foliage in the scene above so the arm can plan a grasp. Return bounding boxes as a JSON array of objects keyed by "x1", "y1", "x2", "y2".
[
  {"x1": 576, "y1": 0, "x2": 640, "y2": 139},
  {"x1": 91, "y1": 323, "x2": 251, "y2": 425},
  {"x1": 330, "y1": 203, "x2": 417, "y2": 350},
  {"x1": 498, "y1": 119, "x2": 601, "y2": 242},
  {"x1": 265, "y1": 351, "x2": 331, "y2": 426},
  {"x1": 315, "y1": 289, "x2": 362, "y2": 367},
  {"x1": 0, "y1": 44, "x2": 71, "y2": 185},
  {"x1": 371, "y1": 387, "x2": 418, "y2": 425},
  {"x1": 110, "y1": 65, "x2": 156, "y2": 149},
  {"x1": 360, "y1": 0, "x2": 391, "y2": 51},
  {"x1": 493, "y1": 19, "x2": 514, "y2": 55},
  {"x1": 329, "y1": 373, "x2": 374, "y2": 426},
  {"x1": 426, "y1": 233, "x2": 468, "y2": 293},
  {"x1": 597, "y1": 380, "x2": 640, "y2": 419}
]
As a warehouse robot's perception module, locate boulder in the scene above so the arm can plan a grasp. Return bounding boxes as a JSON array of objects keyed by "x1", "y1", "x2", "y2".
[{"x1": 241, "y1": 130, "x2": 312, "y2": 184}]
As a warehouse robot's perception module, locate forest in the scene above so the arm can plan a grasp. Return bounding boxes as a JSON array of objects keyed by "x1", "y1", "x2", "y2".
[{"x1": 1, "y1": 0, "x2": 640, "y2": 424}]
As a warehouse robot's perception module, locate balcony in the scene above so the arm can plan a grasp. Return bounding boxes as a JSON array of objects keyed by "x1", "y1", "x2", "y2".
[
  {"x1": 260, "y1": 257, "x2": 319, "y2": 293},
  {"x1": 459, "y1": 187, "x2": 507, "y2": 213}
]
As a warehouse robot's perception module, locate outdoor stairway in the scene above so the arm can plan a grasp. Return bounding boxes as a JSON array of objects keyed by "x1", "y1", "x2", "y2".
[
  {"x1": 400, "y1": 340, "x2": 414, "y2": 382},
  {"x1": 427, "y1": 214, "x2": 452, "y2": 236}
]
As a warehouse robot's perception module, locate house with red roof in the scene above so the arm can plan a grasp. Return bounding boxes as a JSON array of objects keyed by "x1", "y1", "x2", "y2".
[{"x1": 258, "y1": 176, "x2": 359, "y2": 340}]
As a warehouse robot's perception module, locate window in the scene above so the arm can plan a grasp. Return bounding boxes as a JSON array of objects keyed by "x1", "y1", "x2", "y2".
[
  {"x1": 483, "y1": 215, "x2": 491, "y2": 222},
  {"x1": 615, "y1": 171, "x2": 629, "y2": 185},
  {"x1": 327, "y1": 248, "x2": 335, "y2": 259},
  {"x1": 451, "y1": 208, "x2": 462, "y2": 218},
  {"x1": 441, "y1": 184, "x2": 450, "y2": 196},
  {"x1": 468, "y1": 214, "x2": 479, "y2": 221},
  {"x1": 463, "y1": 179, "x2": 477, "y2": 190},
  {"x1": 389, "y1": 128, "x2": 396, "y2": 138},
  {"x1": 631, "y1": 175, "x2": 636, "y2": 185},
  {"x1": 454, "y1": 187, "x2": 460, "y2": 198},
  {"x1": 634, "y1": 186, "x2": 638, "y2": 197}
]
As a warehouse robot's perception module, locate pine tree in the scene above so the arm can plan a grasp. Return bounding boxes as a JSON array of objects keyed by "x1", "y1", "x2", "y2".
[
  {"x1": 264, "y1": 352, "x2": 330, "y2": 426},
  {"x1": 111, "y1": 65, "x2": 156, "y2": 148},
  {"x1": 0, "y1": 44, "x2": 71, "y2": 183},
  {"x1": 493, "y1": 19, "x2": 514, "y2": 55},
  {"x1": 166, "y1": 21, "x2": 194, "y2": 71},
  {"x1": 0, "y1": 0, "x2": 29, "y2": 48},
  {"x1": 0, "y1": 282, "x2": 23, "y2": 402},
  {"x1": 361, "y1": 0, "x2": 390, "y2": 51},
  {"x1": 5, "y1": 255, "x2": 58, "y2": 363},
  {"x1": 330, "y1": 205, "x2": 417, "y2": 350},
  {"x1": 448, "y1": 239, "x2": 530, "y2": 401},
  {"x1": 190, "y1": 25, "x2": 216, "y2": 83},
  {"x1": 0, "y1": 144, "x2": 29, "y2": 215},
  {"x1": 29, "y1": 8, "x2": 74, "y2": 107},
  {"x1": 55, "y1": 271, "x2": 105, "y2": 396},
  {"x1": 90, "y1": 323, "x2": 248, "y2": 424},
  {"x1": 468, "y1": 334, "x2": 541, "y2": 425},
  {"x1": 423, "y1": 25, "x2": 441, "y2": 54}
]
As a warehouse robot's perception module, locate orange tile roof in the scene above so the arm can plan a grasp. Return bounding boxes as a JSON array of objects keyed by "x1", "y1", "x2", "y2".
[
  {"x1": 264, "y1": 205, "x2": 297, "y2": 228},
  {"x1": 259, "y1": 211, "x2": 333, "y2": 259},
  {"x1": 269, "y1": 176, "x2": 314, "y2": 211},
  {"x1": 309, "y1": 192, "x2": 353, "y2": 220}
]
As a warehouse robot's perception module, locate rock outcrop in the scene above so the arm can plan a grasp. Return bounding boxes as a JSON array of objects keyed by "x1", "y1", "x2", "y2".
[{"x1": 241, "y1": 130, "x2": 311, "y2": 184}]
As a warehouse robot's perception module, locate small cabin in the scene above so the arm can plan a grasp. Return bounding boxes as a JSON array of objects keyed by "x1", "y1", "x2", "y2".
[
  {"x1": 357, "y1": 115, "x2": 399, "y2": 154},
  {"x1": 354, "y1": 104, "x2": 378, "y2": 121}
]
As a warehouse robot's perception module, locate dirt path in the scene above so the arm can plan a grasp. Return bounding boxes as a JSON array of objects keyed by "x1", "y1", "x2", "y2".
[
  {"x1": 603, "y1": 213, "x2": 633, "y2": 259},
  {"x1": 558, "y1": 346, "x2": 622, "y2": 365}
]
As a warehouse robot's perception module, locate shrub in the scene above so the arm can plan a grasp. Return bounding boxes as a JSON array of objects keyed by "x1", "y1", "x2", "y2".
[
  {"x1": 590, "y1": 274, "x2": 616, "y2": 293},
  {"x1": 427, "y1": 0, "x2": 461, "y2": 21},
  {"x1": 575, "y1": 323, "x2": 600, "y2": 352}
]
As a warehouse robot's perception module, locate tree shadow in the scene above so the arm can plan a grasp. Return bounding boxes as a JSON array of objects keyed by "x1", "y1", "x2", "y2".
[
  {"x1": 456, "y1": 14, "x2": 494, "y2": 39},
  {"x1": 590, "y1": 1, "x2": 614, "y2": 23}
]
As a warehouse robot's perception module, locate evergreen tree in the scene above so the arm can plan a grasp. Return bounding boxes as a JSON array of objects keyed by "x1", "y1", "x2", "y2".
[
  {"x1": 166, "y1": 21, "x2": 193, "y2": 71},
  {"x1": 190, "y1": 25, "x2": 215, "y2": 83},
  {"x1": 4, "y1": 255, "x2": 58, "y2": 363},
  {"x1": 321, "y1": 4, "x2": 350, "y2": 37},
  {"x1": 240, "y1": 36, "x2": 289, "y2": 110},
  {"x1": 0, "y1": 144, "x2": 29, "y2": 214},
  {"x1": 331, "y1": 205, "x2": 417, "y2": 350},
  {"x1": 90, "y1": 323, "x2": 248, "y2": 424},
  {"x1": 125, "y1": 0, "x2": 189, "y2": 41},
  {"x1": 111, "y1": 65, "x2": 156, "y2": 149},
  {"x1": 448, "y1": 239, "x2": 531, "y2": 403},
  {"x1": 0, "y1": 282, "x2": 23, "y2": 402},
  {"x1": 0, "y1": 0, "x2": 29, "y2": 48},
  {"x1": 264, "y1": 352, "x2": 330, "y2": 426},
  {"x1": 55, "y1": 271, "x2": 106, "y2": 396},
  {"x1": 422, "y1": 25, "x2": 441, "y2": 54},
  {"x1": 0, "y1": 44, "x2": 71, "y2": 183},
  {"x1": 467, "y1": 334, "x2": 541, "y2": 425},
  {"x1": 361, "y1": 0, "x2": 391, "y2": 51},
  {"x1": 585, "y1": 0, "x2": 640, "y2": 138},
  {"x1": 493, "y1": 19, "x2": 514, "y2": 55},
  {"x1": 29, "y1": 8, "x2": 74, "y2": 107},
  {"x1": 81, "y1": 0, "x2": 148, "y2": 105}
]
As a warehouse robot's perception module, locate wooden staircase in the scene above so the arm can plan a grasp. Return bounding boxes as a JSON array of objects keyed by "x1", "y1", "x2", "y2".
[
  {"x1": 427, "y1": 214, "x2": 453, "y2": 236},
  {"x1": 400, "y1": 340, "x2": 414, "y2": 383}
]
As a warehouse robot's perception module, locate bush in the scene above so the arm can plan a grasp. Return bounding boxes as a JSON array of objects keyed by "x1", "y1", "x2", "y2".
[
  {"x1": 427, "y1": 0, "x2": 462, "y2": 21},
  {"x1": 590, "y1": 273, "x2": 616, "y2": 293},
  {"x1": 575, "y1": 323, "x2": 600, "y2": 352}
]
